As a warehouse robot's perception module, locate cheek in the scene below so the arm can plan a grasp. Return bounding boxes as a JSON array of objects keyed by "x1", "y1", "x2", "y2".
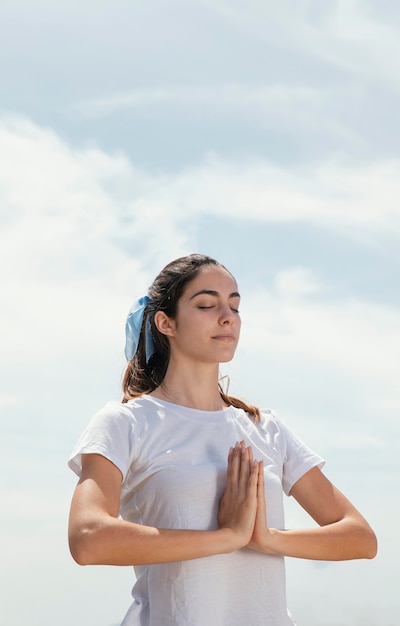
[{"x1": 175, "y1": 318, "x2": 202, "y2": 341}]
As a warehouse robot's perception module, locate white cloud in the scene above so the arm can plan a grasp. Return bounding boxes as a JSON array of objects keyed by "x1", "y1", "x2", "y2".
[
  {"x1": 199, "y1": 0, "x2": 400, "y2": 83},
  {"x1": 274, "y1": 267, "x2": 327, "y2": 299},
  {"x1": 0, "y1": 116, "x2": 194, "y2": 387},
  {"x1": 122, "y1": 154, "x2": 400, "y2": 247},
  {"x1": 71, "y1": 83, "x2": 326, "y2": 118},
  {"x1": 1, "y1": 115, "x2": 399, "y2": 375},
  {"x1": 0, "y1": 115, "x2": 188, "y2": 272},
  {"x1": 240, "y1": 282, "x2": 400, "y2": 394},
  {"x1": 227, "y1": 264, "x2": 400, "y2": 439},
  {"x1": 303, "y1": 0, "x2": 400, "y2": 83}
]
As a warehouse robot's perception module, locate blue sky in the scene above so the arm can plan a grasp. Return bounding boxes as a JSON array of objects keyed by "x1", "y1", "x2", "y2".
[{"x1": 1, "y1": 1, "x2": 399, "y2": 624}]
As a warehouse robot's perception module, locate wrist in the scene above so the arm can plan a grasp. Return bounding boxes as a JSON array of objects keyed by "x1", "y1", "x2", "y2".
[
  {"x1": 216, "y1": 527, "x2": 248, "y2": 554},
  {"x1": 249, "y1": 527, "x2": 282, "y2": 555},
  {"x1": 263, "y1": 528, "x2": 286, "y2": 555}
]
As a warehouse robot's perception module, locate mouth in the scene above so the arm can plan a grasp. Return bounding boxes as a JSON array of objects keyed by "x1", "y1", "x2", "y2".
[{"x1": 212, "y1": 334, "x2": 235, "y2": 342}]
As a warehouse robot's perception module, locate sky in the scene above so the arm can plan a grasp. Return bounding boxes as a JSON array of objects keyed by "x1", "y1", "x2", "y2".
[{"x1": 0, "y1": 1, "x2": 399, "y2": 624}]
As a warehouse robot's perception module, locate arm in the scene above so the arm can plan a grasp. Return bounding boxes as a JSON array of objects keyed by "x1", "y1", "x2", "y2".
[
  {"x1": 249, "y1": 464, "x2": 377, "y2": 561},
  {"x1": 68, "y1": 447, "x2": 258, "y2": 566}
]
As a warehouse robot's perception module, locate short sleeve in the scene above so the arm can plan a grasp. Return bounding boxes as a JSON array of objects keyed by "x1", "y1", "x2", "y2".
[
  {"x1": 273, "y1": 415, "x2": 325, "y2": 496},
  {"x1": 67, "y1": 401, "x2": 135, "y2": 482}
]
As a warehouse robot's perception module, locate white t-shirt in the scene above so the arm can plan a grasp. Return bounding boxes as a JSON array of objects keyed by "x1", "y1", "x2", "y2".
[{"x1": 68, "y1": 395, "x2": 325, "y2": 626}]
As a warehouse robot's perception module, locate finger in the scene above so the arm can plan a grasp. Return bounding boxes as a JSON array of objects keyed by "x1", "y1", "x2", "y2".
[
  {"x1": 238, "y1": 442, "x2": 251, "y2": 480},
  {"x1": 257, "y1": 460, "x2": 265, "y2": 500},
  {"x1": 227, "y1": 446, "x2": 233, "y2": 467},
  {"x1": 229, "y1": 442, "x2": 242, "y2": 491},
  {"x1": 238, "y1": 446, "x2": 251, "y2": 491},
  {"x1": 248, "y1": 446, "x2": 254, "y2": 463},
  {"x1": 225, "y1": 446, "x2": 235, "y2": 493},
  {"x1": 248, "y1": 446, "x2": 255, "y2": 481},
  {"x1": 226, "y1": 446, "x2": 233, "y2": 471},
  {"x1": 247, "y1": 459, "x2": 259, "y2": 497},
  {"x1": 256, "y1": 461, "x2": 268, "y2": 525}
]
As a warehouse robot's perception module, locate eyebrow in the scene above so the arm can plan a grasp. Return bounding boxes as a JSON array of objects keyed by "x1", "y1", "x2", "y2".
[{"x1": 189, "y1": 289, "x2": 241, "y2": 300}]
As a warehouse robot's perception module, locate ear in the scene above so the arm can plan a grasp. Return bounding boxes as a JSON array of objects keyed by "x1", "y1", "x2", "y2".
[{"x1": 154, "y1": 311, "x2": 176, "y2": 338}]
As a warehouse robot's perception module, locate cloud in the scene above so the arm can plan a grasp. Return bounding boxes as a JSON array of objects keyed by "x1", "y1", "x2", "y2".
[
  {"x1": 70, "y1": 81, "x2": 369, "y2": 166},
  {"x1": 239, "y1": 275, "x2": 400, "y2": 412},
  {"x1": 0, "y1": 116, "x2": 186, "y2": 271},
  {"x1": 3, "y1": 114, "x2": 398, "y2": 297},
  {"x1": 0, "y1": 115, "x2": 192, "y2": 382},
  {"x1": 274, "y1": 267, "x2": 328, "y2": 299},
  {"x1": 120, "y1": 154, "x2": 400, "y2": 248},
  {"x1": 1, "y1": 115, "x2": 399, "y2": 432},
  {"x1": 199, "y1": 0, "x2": 400, "y2": 82},
  {"x1": 1, "y1": 115, "x2": 399, "y2": 375},
  {"x1": 71, "y1": 83, "x2": 326, "y2": 118}
]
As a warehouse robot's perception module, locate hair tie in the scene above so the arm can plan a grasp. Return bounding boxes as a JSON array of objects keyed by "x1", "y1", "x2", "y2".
[{"x1": 125, "y1": 295, "x2": 155, "y2": 363}]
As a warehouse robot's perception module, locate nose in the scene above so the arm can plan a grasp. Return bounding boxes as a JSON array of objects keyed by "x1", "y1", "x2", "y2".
[{"x1": 219, "y1": 304, "x2": 235, "y2": 325}]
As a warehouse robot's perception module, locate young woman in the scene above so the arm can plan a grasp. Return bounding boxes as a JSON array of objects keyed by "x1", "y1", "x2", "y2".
[{"x1": 68, "y1": 253, "x2": 377, "y2": 626}]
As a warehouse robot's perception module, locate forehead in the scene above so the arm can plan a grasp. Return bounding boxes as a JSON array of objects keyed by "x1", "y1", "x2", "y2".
[{"x1": 183, "y1": 265, "x2": 239, "y2": 296}]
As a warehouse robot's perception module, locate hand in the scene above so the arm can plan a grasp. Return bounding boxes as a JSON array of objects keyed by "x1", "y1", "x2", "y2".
[
  {"x1": 218, "y1": 441, "x2": 259, "y2": 549},
  {"x1": 247, "y1": 460, "x2": 275, "y2": 554}
]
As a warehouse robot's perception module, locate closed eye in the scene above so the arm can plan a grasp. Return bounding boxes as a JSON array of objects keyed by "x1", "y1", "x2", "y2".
[{"x1": 198, "y1": 305, "x2": 240, "y2": 313}]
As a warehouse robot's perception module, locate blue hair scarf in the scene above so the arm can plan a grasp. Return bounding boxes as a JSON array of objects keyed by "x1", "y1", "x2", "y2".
[{"x1": 125, "y1": 295, "x2": 155, "y2": 363}]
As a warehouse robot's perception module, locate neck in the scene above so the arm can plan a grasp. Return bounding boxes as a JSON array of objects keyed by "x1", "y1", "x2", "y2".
[{"x1": 150, "y1": 361, "x2": 227, "y2": 411}]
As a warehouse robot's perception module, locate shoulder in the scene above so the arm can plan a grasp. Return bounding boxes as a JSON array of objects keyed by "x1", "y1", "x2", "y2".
[
  {"x1": 255, "y1": 409, "x2": 315, "y2": 458},
  {"x1": 91, "y1": 395, "x2": 159, "y2": 428},
  {"x1": 93, "y1": 399, "x2": 135, "y2": 421},
  {"x1": 256, "y1": 408, "x2": 308, "y2": 446},
  {"x1": 257, "y1": 408, "x2": 288, "y2": 436},
  {"x1": 68, "y1": 398, "x2": 153, "y2": 480},
  {"x1": 85, "y1": 400, "x2": 136, "y2": 436},
  {"x1": 235, "y1": 407, "x2": 292, "y2": 455}
]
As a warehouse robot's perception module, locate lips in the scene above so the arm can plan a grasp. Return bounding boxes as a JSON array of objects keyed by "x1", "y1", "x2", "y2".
[{"x1": 212, "y1": 334, "x2": 235, "y2": 341}]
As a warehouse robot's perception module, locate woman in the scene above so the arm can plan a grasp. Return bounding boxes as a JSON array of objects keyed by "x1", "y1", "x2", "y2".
[{"x1": 68, "y1": 253, "x2": 377, "y2": 626}]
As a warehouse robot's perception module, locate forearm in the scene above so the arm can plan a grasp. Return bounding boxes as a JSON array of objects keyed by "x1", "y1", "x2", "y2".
[
  {"x1": 69, "y1": 445, "x2": 259, "y2": 567},
  {"x1": 254, "y1": 518, "x2": 377, "y2": 561},
  {"x1": 69, "y1": 515, "x2": 241, "y2": 566}
]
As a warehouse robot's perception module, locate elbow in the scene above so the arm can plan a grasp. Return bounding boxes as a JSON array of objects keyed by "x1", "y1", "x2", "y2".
[
  {"x1": 68, "y1": 523, "x2": 103, "y2": 566},
  {"x1": 336, "y1": 519, "x2": 378, "y2": 561},
  {"x1": 364, "y1": 527, "x2": 378, "y2": 560},
  {"x1": 354, "y1": 522, "x2": 378, "y2": 560},
  {"x1": 69, "y1": 543, "x2": 92, "y2": 567}
]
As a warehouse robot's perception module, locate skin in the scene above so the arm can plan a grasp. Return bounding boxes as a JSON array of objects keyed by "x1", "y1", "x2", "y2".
[{"x1": 68, "y1": 265, "x2": 377, "y2": 566}]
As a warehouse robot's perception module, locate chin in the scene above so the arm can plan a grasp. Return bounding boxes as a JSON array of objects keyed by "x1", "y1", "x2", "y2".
[{"x1": 219, "y1": 354, "x2": 235, "y2": 364}]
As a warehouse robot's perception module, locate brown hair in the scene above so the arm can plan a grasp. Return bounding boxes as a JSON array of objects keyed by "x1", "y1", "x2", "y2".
[{"x1": 122, "y1": 253, "x2": 260, "y2": 422}]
